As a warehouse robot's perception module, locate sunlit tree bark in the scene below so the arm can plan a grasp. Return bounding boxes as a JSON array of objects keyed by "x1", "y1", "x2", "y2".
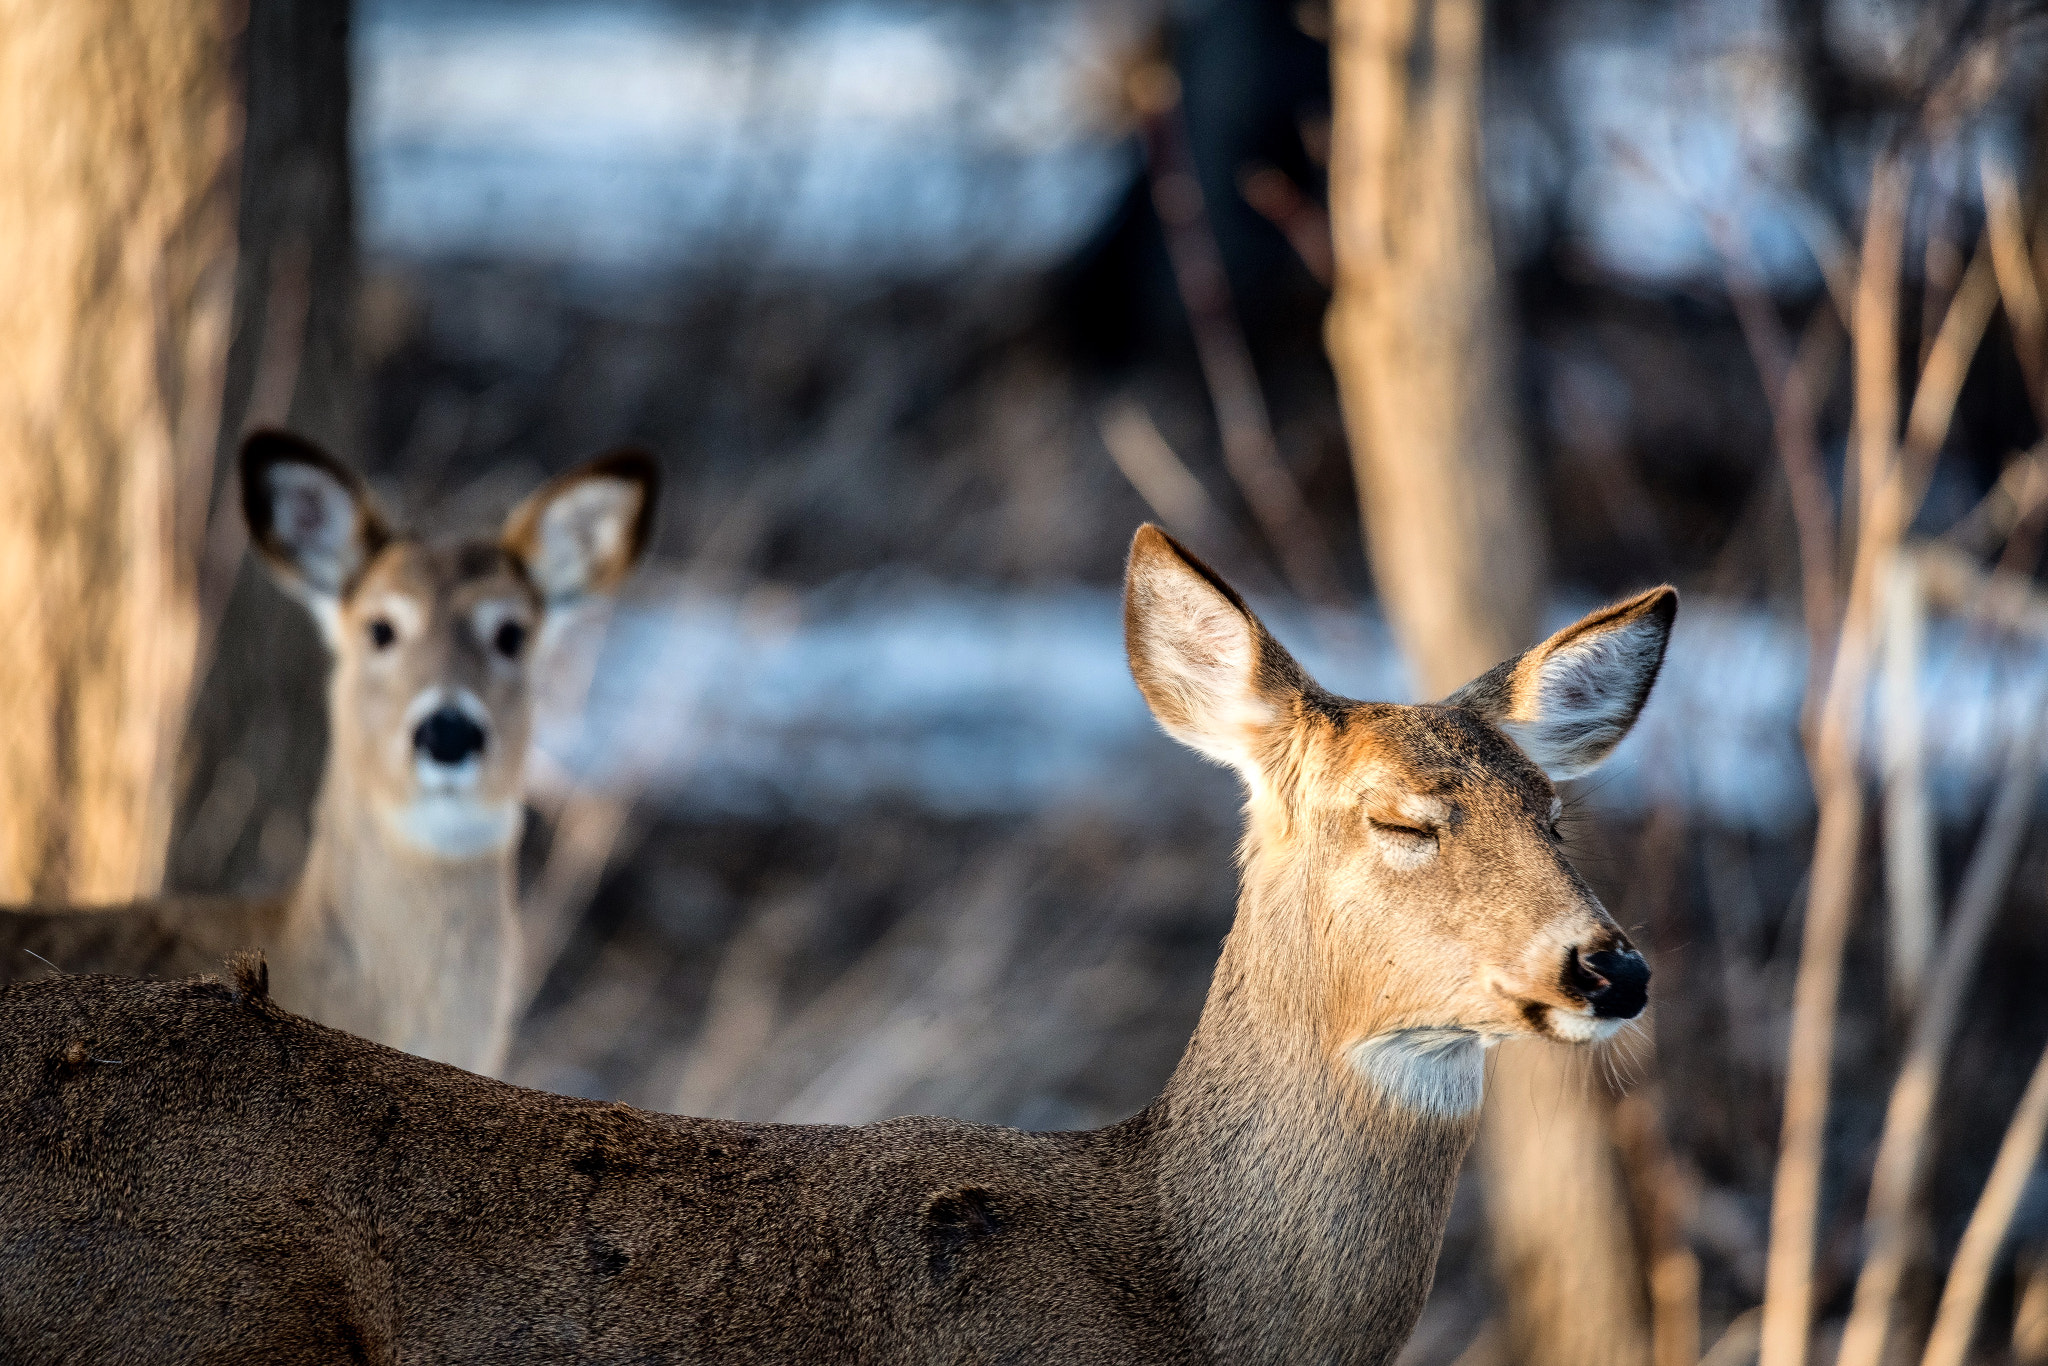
[
  {"x1": 0, "y1": 3, "x2": 240, "y2": 901},
  {"x1": 1324, "y1": 2, "x2": 1653, "y2": 1364}
]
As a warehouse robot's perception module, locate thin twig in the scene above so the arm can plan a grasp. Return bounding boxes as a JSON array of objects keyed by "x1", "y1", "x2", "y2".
[
  {"x1": 1098, "y1": 397, "x2": 1226, "y2": 544},
  {"x1": 1766, "y1": 311, "x2": 1848, "y2": 716},
  {"x1": 1618, "y1": 130, "x2": 1846, "y2": 705},
  {"x1": 1982, "y1": 151, "x2": 2048, "y2": 422},
  {"x1": 1131, "y1": 67, "x2": 1346, "y2": 606},
  {"x1": 1899, "y1": 239, "x2": 1997, "y2": 493},
  {"x1": 1919, "y1": 1034, "x2": 2048, "y2": 1366},
  {"x1": 1938, "y1": 443, "x2": 2048, "y2": 557}
]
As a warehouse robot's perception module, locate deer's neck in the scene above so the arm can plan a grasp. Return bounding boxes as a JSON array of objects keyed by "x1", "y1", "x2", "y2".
[
  {"x1": 276, "y1": 767, "x2": 522, "y2": 1075},
  {"x1": 1148, "y1": 859, "x2": 1482, "y2": 1366}
]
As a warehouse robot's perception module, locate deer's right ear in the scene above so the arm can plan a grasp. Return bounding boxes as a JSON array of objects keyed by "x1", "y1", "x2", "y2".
[
  {"x1": 240, "y1": 430, "x2": 389, "y2": 645},
  {"x1": 1446, "y1": 585, "x2": 1677, "y2": 781},
  {"x1": 501, "y1": 449, "x2": 660, "y2": 610},
  {"x1": 1124, "y1": 525, "x2": 1303, "y2": 782}
]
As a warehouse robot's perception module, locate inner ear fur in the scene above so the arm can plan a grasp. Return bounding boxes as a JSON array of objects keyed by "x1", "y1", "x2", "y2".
[
  {"x1": 240, "y1": 428, "x2": 389, "y2": 601},
  {"x1": 501, "y1": 448, "x2": 660, "y2": 604},
  {"x1": 1446, "y1": 585, "x2": 1678, "y2": 781},
  {"x1": 1123, "y1": 525, "x2": 1313, "y2": 777}
]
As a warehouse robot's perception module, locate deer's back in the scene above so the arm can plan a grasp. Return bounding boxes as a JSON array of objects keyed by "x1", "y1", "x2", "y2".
[
  {"x1": 0, "y1": 969, "x2": 1200, "y2": 1365},
  {"x1": 0, "y1": 894, "x2": 285, "y2": 986}
]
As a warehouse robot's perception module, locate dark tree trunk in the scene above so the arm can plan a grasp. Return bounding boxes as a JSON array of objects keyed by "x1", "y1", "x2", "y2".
[{"x1": 168, "y1": 0, "x2": 358, "y2": 898}]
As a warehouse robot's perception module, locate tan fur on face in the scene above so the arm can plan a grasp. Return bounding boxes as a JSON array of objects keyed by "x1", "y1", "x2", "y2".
[
  {"x1": 330, "y1": 540, "x2": 540, "y2": 850},
  {"x1": 1126, "y1": 526, "x2": 1656, "y2": 1069},
  {"x1": 1275, "y1": 702, "x2": 1631, "y2": 1050},
  {"x1": 0, "y1": 432, "x2": 659, "y2": 1078}
]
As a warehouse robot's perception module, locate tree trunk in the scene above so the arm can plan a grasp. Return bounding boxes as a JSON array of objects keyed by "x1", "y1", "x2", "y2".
[
  {"x1": 167, "y1": 0, "x2": 358, "y2": 898},
  {"x1": 0, "y1": 3, "x2": 240, "y2": 902},
  {"x1": 1324, "y1": 3, "x2": 1652, "y2": 1365}
]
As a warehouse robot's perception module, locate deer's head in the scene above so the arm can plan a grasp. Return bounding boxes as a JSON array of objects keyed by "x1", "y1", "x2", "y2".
[
  {"x1": 1125, "y1": 527, "x2": 1671, "y2": 1112},
  {"x1": 243, "y1": 431, "x2": 658, "y2": 861}
]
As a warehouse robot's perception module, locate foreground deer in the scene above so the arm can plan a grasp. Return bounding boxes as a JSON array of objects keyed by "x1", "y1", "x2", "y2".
[
  {"x1": 0, "y1": 431, "x2": 656, "y2": 1075},
  {"x1": 0, "y1": 528, "x2": 1668, "y2": 1365}
]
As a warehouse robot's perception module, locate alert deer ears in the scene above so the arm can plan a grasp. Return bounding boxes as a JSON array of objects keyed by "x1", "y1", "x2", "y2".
[
  {"x1": 241, "y1": 429, "x2": 391, "y2": 644},
  {"x1": 1123, "y1": 525, "x2": 1311, "y2": 782},
  {"x1": 501, "y1": 449, "x2": 660, "y2": 610},
  {"x1": 1446, "y1": 586, "x2": 1678, "y2": 781}
]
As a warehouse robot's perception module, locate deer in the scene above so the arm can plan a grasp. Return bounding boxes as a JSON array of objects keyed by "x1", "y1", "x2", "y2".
[
  {"x1": 0, "y1": 527, "x2": 1669, "y2": 1366},
  {"x1": 0, "y1": 429, "x2": 657, "y2": 1077}
]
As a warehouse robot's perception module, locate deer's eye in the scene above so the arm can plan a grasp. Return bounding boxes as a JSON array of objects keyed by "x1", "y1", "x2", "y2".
[
  {"x1": 367, "y1": 618, "x2": 397, "y2": 650},
  {"x1": 1367, "y1": 817, "x2": 1436, "y2": 843},
  {"x1": 493, "y1": 620, "x2": 527, "y2": 660}
]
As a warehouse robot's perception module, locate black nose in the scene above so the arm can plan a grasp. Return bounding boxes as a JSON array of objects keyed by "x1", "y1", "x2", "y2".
[
  {"x1": 413, "y1": 707, "x2": 487, "y2": 765},
  {"x1": 1569, "y1": 948, "x2": 1651, "y2": 1020}
]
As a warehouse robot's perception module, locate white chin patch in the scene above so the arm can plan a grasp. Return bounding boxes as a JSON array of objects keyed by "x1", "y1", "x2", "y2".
[
  {"x1": 1545, "y1": 1009, "x2": 1623, "y2": 1044},
  {"x1": 1347, "y1": 1029, "x2": 1487, "y2": 1118},
  {"x1": 381, "y1": 796, "x2": 519, "y2": 859},
  {"x1": 414, "y1": 753, "x2": 482, "y2": 794}
]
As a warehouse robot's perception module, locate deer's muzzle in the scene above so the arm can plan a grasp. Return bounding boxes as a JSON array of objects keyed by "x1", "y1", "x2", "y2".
[
  {"x1": 1567, "y1": 947, "x2": 1650, "y2": 1020},
  {"x1": 414, "y1": 707, "x2": 488, "y2": 766}
]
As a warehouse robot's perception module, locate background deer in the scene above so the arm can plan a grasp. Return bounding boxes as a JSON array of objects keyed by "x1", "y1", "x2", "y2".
[
  {"x1": 0, "y1": 527, "x2": 1666, "y2": 1365},
  {"x1": 0, "y1": 430, "x2": 657, "y2": 1076}
]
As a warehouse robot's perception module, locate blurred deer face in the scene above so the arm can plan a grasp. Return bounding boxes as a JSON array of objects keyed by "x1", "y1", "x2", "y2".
[
  {"x1": 1123, "y1": 528, "x2": 1672, "y2": 1105},
  {"x1": 242, "y1": 431, "x2": 658, "y2": 861}
]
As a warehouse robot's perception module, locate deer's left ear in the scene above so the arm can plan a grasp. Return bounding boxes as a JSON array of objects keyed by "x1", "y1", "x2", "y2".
[
  {"x1": 502, "y1": 449, "x2": 659, "y2": 608},
  {"x1": 1447, "y1": 586, "x2": 1677, "y2": 781}
]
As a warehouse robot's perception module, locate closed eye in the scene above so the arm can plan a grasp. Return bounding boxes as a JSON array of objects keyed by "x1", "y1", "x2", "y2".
[{"x1": 1368, "y1": 817, "x2": 1437, "y2": 842}]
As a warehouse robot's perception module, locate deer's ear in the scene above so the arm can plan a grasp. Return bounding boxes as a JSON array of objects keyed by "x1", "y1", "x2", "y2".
[
  {"x1": 502, "y1": 449, "x2": 659, "y2": 608},
  {"x1": 1448, "y1": 586, "x2": 1677, "y2": 781},
  {"x1": 1123, "y1": 525, "x2": 1308, "y2": 783},
  {"x1": 241, "y1": 430, "x2": 389, "y2": 643}
]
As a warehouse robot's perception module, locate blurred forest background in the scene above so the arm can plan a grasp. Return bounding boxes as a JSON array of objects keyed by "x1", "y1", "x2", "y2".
[{"x1": 8, "y1": 1, "x2": 2048, "y2": 1364}]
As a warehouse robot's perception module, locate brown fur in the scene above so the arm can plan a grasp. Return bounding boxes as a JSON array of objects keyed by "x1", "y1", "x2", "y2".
[
  {"x1": 0, "y1": 432, "x2": 656, "y2": 1075},
  {"x1": 0, "y1": 528, "x2": 1670, "y2": 1365}
]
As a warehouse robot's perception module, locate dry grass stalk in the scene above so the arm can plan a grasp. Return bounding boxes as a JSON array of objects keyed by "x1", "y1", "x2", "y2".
[
  {"x1": 1917, "y1": 1037, "x2": 2048, "y2": 1366},
  {"x1": 1758, "y1": 146, "x2": 1910, "y2": 1366},
  {"x1": 1836, "y1": 710, "x2": 2048, "y2": 1366},
  {"x1": 1611, "y1": 1085, "x2": 1703, "y2": 1366},
  {"x1": 1913, "y1": 536, "x2": 2048, "y2": 639},
  {"x1": 1700, "y1": 1309, "x2": 1764, "y2": 1366},
  {"x1": 517, "y1": 788, "x2": 640, "y2": 1012},
  {"x1": 1761, "y1": 143, "x2": 2000, "y2": 1366},
  {"x1": 1934, "y1": 444, "x2": 2048, "y2": 558}
]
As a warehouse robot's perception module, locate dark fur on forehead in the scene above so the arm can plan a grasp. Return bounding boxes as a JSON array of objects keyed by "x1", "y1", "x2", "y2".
[
  {"x1": 353, "y1": 536, "x2": 540, "y2": 606},
  {"x1": 1351, "y1": 701, "x2": 1555, "y2": 806},
  {"x1": 456, "y1": 540, "x2": 521, "y2": 584}
]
